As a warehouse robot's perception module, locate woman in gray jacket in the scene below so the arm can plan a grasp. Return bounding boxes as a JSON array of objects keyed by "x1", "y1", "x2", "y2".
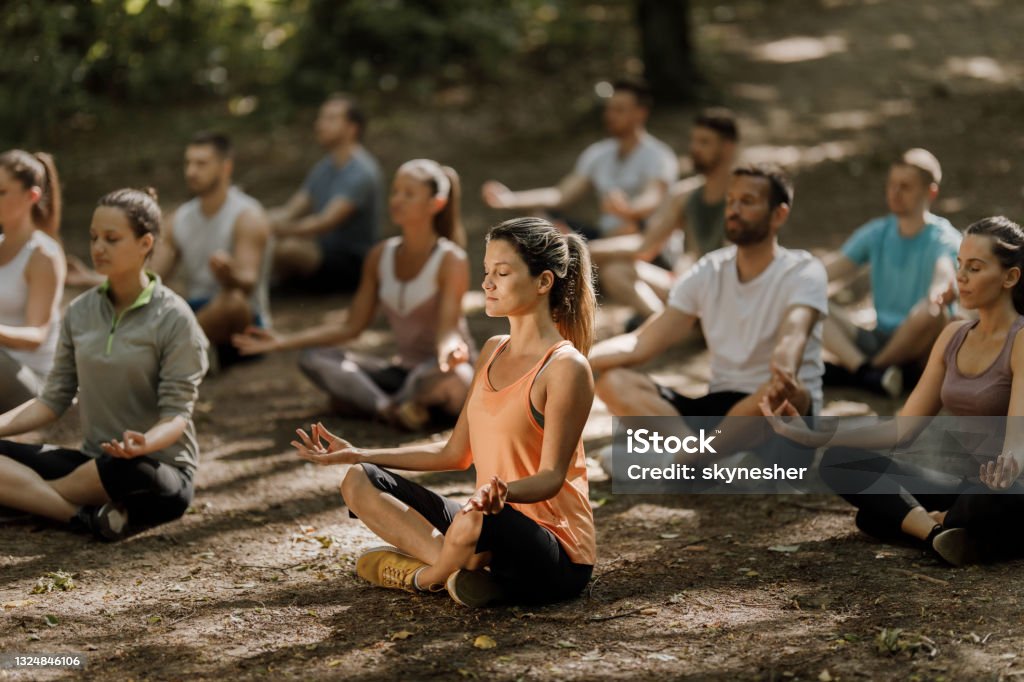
[{"x1": 0, "y1": 188, "x2": 208, "y2": 540}]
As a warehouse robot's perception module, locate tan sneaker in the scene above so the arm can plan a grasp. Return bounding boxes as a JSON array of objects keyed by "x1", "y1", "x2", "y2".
[
  {"x1": 356, "y1": 546, "x2": 429, "y2": 592},
  {"x1": 445, "y1": 568, "x2": 505, "y2": 608}
]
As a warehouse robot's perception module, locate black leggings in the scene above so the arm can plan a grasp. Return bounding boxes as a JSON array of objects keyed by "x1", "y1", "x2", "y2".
[
  {"x1": 0, "y1": 440, "x2": 193, "y2": 530},
  {"x1": 352, "y1": 463, "x2": 593, "y2": 604},
  {"x1": 821, "y1": 446, "x2": 1024, "y2": 561}
]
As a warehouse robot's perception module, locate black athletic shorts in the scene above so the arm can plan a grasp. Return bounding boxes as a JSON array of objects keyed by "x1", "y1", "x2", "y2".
[
  {"x1": 351, "y1": 463, "x2": 593, "y2": 604},
  {"x1": 653, "y1": 387, "x2": 815, "y2": 475},
  {"x1": 0, "y1": 440, "x2": 194, "y2": 528}
]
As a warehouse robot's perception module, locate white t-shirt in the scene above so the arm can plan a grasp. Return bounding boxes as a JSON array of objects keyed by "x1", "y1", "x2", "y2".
[
  {"x1": 667, "y1": 245, "x2": 828, "y2": 413},
  {"x1": 574, "y1": 133, "x2": 678, "y2": 235}
]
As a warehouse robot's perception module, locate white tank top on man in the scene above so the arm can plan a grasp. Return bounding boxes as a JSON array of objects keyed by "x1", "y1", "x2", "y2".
[{"x1": 172, "y1": 186, "x2": 272, "y2": 324}]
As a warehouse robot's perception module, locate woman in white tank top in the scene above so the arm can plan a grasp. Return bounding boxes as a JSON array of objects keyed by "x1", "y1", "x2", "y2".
[
  {"x1": 234, "y1": 159, "x2": 475, "y2": 430},
  {"x1": 0, "y1": 150, "x2": 65, "y2": 412}
]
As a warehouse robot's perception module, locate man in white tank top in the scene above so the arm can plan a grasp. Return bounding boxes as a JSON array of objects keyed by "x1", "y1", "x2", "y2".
[{"x1": 152, "y1": 132, "x2": 272, "y2": 361}]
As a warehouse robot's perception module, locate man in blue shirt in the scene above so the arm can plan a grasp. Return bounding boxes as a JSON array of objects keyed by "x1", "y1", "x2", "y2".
[
  {"x1": 269, "y1": 94, "x2": 382, "y2": 293},
  {"x1": 823, "y1": 149, "x2": 960, "y2": 396}
]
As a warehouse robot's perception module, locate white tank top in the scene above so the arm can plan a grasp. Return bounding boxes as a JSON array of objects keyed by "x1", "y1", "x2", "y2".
[
  {"x1": 377, "y1": 236, "x2": 474, "y2": 367},
  {"x1": 0, "y1": 231, "x2": 62, "y2": 377},
  {"x1": 172, "y1": 186, "x2": 272, "y2": 324}
]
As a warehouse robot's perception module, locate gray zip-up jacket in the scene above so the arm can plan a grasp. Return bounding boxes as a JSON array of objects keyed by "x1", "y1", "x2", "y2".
[{"x1": 39, "y1": 275, "x2": 209, "y2": 474}]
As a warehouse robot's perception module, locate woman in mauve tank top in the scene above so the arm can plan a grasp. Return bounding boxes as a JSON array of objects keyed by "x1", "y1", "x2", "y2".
[
  {"x1": 234, "y1": 159, "x2": 474, "y2": 430},
  {"x1": 291, "y1": 217, "x2": 598, "y2": 607},
  {"x1": 765, "y1": 216, "x2": 1024, "y2": 566}
]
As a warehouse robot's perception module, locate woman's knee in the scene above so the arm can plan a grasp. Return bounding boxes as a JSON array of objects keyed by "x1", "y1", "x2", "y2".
[{"x1": 339, "y1": 463, "x2": 372, "y2": 506}]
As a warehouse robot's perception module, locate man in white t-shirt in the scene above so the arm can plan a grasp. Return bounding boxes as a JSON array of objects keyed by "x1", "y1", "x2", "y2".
[
  {"x1": 590, "y1": 164, "x2": 828, "y2": 440},
  {"x1": 481, "y1": 79, "x2": 677, "y2": 239}
]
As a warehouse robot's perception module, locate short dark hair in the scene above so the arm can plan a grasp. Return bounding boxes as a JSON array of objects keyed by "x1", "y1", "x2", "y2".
[
  {"x1": 694, "y1": 107, "x2": 739, "y2": 142},
  {"x1": 188, "y1": 131, "x2": 233, "y2": 158},
  {"x1": 611, "y1": 79, "x2": 654, "y2": 110},
  {"x1": 732, "y1": 163, "x2": 793, "y2": 211},
  {"x1": 325, "y1": 92, "x2": 367, "y2": 140}
]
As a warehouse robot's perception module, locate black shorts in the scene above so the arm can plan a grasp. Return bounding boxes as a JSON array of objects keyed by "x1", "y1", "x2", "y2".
[
  {"x1": 0, "y1": 440, "x2": 193, "y2": 528},
  {"x1": 352, "y1": 463, "x2": 593, "y2": 604},
  {"x1": 653, "y1": 387, "x2": 815, "y2": 474},
  {"x1": 655, "y1": 387, "x2": 750, "y2": 430}
]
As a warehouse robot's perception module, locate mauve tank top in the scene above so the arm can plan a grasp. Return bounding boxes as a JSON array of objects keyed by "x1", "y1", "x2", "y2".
[
  {"x1": 466, "y1": 336, "x2": 596, "y2": 565},
  {"x1": 940, "y1": 316, "x2": 1024, "y2": 416}
]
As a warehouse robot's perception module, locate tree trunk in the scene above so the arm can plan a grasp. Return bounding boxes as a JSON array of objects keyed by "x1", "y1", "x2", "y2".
[{"x1": 636, "y1": 0, "x2": 697, "y2": 105}]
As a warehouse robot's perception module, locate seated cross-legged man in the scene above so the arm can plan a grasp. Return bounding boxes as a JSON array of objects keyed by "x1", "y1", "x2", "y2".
[
  {"x1": 151, "y1": 132, "x2": 272, "y2": 368},
  {"x1": 822, "y1": 148, "x2": 960, "y2": 396},
  {"x1": 482, "y1": 79, "x2": 677, "y2": 242},
  {"x1": 590, "y1": 164, "x2": 827, "y2": 467},
  {"x1": 589, "y1": 108, "x2": 738, "y2": 331}
]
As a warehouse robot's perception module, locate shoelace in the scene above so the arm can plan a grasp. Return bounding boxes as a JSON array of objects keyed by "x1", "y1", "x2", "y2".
[{"x1": 381, "y1": 564, "x2": 409, "y2": 589}]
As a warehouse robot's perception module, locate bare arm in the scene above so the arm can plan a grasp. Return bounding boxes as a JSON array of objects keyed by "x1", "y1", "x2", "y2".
[
  {"x1": 823, "y1": 252, "x2": 861, "y2": 298},
  {"x1": 268, "y1": 189, "x2": 312, "y2": 229},
  {"x1": 0, "y1": 247, "x2": 62, "y2": 350},
  {"x1": 232, "y1": 243, "x2": 382, "y2": 355},
  {"x1": 609, "y1": 178, "x2": 669, "y2": 224},
  {"x1": 0, "y1": 399, "x2": 59, "y2": 437},
  {"x1": 211, "y1": 208, "x2": 270, "y2": 295},
  {"x1": 276, "y1": 197, "x2": 356, "y2": 239},
  {"x1": 589, "y1": 306, "x2": 697, "y2": 373},
  {"x1": 482, "y1": 173, "x2": 591, "y2": 211},
  {"x1": 295, "y1": 337, "x2": 507, "y2": 471},
  {"x1": 435, "y1": 249, "x2": 471, "y2": 370},
  {"x1": 149, "y1": 210, "x2": 179, "y2": 280},
  {"x1": 928, "y1": 255, "x2": 957, "y2": 305}
]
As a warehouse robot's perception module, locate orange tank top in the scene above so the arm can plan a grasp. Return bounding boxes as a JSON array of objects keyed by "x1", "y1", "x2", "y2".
[{"x1": 466, "y1": 336, "x2": 596, "y2": 565}]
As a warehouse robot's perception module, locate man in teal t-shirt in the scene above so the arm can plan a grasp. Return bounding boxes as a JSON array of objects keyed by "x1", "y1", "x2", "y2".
[{"x1": 822, "y1": 148, "x2": 960, "y2": 396}]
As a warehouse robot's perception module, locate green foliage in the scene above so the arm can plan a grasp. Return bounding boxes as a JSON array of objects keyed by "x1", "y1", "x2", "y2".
[{"x1": 0, "y1": 0, "x2": 634, "y2": 144}]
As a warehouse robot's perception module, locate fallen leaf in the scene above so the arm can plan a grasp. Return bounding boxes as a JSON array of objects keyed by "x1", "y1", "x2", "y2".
[
  {"x1": 148, "y1": 615, "x2": 162, "y2": 625},
  {"x1": 819, "y1": 670, "x2": 833, "y2": 682},
  {"x1": 391, "y1": 630, "x2": 414, "y2": 641},
  {"x1": 473, "y1": 635, "x2": 497, "y2": 649},
  {"x1": 327, "y1": 660, "x2": 343, "y2": 667},
  {"x1": 648, "y1": 652, "x2": 677, "y2": 662},
  {"x1": 659, "y1": 533, "x2": 680, "y2": 539},
  {"x1": 43, "y1": 614, "x2": 59, "y2": 627},
  {"x1": 769, "y1": 545, "x2": 801, "y2": 553},
  {"x1": 640, "y1": 607, "x2": 659, "y2": 615},
  {"x1": 3, "y1": 599, "x2": 35, "y2": 609}
]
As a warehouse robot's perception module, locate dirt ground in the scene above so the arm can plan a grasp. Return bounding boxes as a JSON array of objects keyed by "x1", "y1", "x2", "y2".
[{"x1": 4, "y1": 0, "x2": 1024, "y2": 679}]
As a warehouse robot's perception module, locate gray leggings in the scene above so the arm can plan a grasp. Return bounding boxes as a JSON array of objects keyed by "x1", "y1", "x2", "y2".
[
  {"x1": 298, "y1": 348, "x2": 473, "y2": 418},
  {"x1": 0, "y1": 349, "x2": 44, "y2": 413}
]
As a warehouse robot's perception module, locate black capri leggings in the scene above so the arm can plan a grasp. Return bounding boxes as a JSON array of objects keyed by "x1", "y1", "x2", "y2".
[
  {"x1": 821, "y1": 446, "x2": 1024, "y2": 561},
  {"x1": 351, "y1": 463, "x2": 593, "y2": 605},
  {"x1": 0, "y1": 440, "x2": 194, "y2": 529}
]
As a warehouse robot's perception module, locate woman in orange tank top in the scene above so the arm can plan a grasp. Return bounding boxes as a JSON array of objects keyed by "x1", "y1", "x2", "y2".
[{"x1": 291, "y1": 217, "x2": 597, "y2": 606}]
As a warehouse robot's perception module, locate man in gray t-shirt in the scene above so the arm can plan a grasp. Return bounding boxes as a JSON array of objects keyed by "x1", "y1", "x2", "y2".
[
  {"x1": 268, "y1": 94, "x2": 383, "y2": 293},
  {"x1": 482, "y1": 79, "x2": 677, "y2": 240}
]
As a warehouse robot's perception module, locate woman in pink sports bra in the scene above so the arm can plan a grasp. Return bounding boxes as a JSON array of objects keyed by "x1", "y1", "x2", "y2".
[
  {"x1": 291, "y1": 217, "x2": 597, "y2": 607},
  {"x1": 234, "y1": 159, "x2": 474, "y2": 430},
  {"x1": 764, "y1": 216, "x2": 1024, "y2": 566}
]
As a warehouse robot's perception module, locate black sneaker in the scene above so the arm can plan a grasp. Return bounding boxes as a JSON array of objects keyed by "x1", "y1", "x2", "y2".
[
  {"x1": 932, "y1": 527, "x2": 981, "y2": 567},
  {"x1": 70, "y1": 503, "x2": 130, "y2": 541},
  {"x1": 445, "y1": 569, "x2": 505, "y2": 608}
]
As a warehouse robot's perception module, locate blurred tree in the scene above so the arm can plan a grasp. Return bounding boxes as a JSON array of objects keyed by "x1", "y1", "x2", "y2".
[{"x1": 636, "y1": 0, "x2": 697, "y2": 104}]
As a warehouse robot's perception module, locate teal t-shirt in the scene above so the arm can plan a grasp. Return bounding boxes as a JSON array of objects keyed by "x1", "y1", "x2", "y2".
[{"x1": 841, "y1": 212, "x2": 961, "y2": 333}]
